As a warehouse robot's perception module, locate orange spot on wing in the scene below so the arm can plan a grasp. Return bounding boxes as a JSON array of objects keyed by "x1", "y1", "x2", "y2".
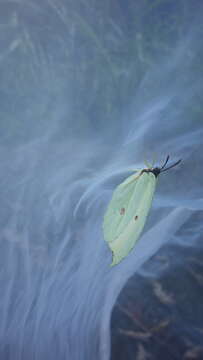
[{"x1": 120, "y1": 208, "x2": 125, "y2": 215}]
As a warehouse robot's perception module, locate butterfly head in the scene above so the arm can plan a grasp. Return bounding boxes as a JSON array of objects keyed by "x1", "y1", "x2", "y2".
[{"x1": 150, "y1": 155, "x2": 182, "y2": 177}]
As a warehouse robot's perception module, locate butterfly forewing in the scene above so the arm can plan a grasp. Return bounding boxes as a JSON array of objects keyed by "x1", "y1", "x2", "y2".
[
  {"x1": 103, "y1": 171, "x2": 157, "y2": 266},
  {"x1": 103, "y1": 171, "x2": 141, "y2": 244}
]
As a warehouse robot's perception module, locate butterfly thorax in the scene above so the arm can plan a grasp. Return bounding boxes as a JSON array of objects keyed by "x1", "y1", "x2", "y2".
[{"x1": 141, "y1": 167, "x2": 161, "y2": 178}]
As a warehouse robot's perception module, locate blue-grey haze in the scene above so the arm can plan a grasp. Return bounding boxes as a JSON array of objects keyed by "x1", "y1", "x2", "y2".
[{"x1": 0, "y1": 0, "x2": 202, "y2": 359}]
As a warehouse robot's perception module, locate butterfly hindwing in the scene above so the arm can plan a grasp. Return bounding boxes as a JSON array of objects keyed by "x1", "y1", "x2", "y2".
[{"x1": 103, "y1": 171, "x2": 157, "y2": 265}]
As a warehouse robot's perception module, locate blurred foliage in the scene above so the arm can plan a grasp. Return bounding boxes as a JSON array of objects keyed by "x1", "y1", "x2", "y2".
[
  {"x1": 111, "y1": 212, "x2": 203, "y2": 359},
  {"x1": 0, "y1": 0, "x2": 202, "y2": 143}
]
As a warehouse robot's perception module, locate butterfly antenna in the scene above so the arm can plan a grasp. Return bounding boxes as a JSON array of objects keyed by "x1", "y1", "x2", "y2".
[
  {"x1": 161, "y1": 159, "x2": 182, "y2": 172},
  {"x1": 161, "y1": 155, "x2": 170, "y2": 169}
]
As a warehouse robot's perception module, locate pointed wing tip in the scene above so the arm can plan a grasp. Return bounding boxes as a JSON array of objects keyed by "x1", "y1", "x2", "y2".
[
  {"x1": 110, "y1": 260, "x2": 118, "y2": 267},
  {"x1": 110, "y1": 252, "x2": 123, "y2": 267},
  {"x1": 110, "y1": 256, "x2": 116, "y2": 267},
  {"x1": 110, "y1": 254, "x2": 117, "y2": 267}
]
